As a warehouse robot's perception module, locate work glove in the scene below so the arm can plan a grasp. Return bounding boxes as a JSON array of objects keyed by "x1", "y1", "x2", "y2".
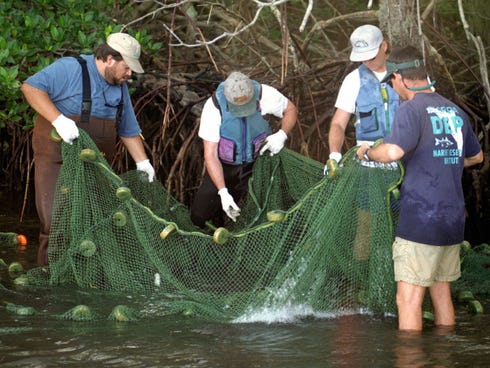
[
  {"x1": 218, "y1": 188, "x2": 241, "y2": 222},
  {"x1": 51, "y1": 114, "x2": 79, "y2": 144},
  {"x1": 259, "y1": 129, "x2": 288, "y2": 156},
  {"x1": 323, "y1": 152, "x2": 342, "y2": 176},
  {"x1": 136, "y1": 159, "x2": 155, "y2": 182}
]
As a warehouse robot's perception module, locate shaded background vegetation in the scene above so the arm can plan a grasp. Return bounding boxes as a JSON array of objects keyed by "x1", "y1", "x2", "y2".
[{"x1": 0, "y1": 0, "x2": 489, "y2": 242}]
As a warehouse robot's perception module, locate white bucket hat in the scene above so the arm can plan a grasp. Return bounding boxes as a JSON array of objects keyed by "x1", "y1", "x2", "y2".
[{"x1": 223, "y1": 72, "x2": 257, "y2": 117}]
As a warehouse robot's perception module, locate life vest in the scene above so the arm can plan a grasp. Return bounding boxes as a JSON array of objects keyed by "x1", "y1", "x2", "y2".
[
  {"x1": 355, "y1": 64, "x2": 399, "y2": 141},
  {"x1": 214, "y1": 80, "x2": 271, "y2": 165}
]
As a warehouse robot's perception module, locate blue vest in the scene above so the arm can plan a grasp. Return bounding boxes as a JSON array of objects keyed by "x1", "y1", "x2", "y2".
[
  {"x1": 355, "y1": 64, "x2": 399, "y2": 141},
  {"x1": 215, "y1": 81, "x2": 271, "y2": 165}
]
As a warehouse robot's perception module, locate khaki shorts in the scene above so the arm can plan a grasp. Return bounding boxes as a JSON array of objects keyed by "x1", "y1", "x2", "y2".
[{"x1": 392, "y1": 237, "x2": 461, "y2": 287}]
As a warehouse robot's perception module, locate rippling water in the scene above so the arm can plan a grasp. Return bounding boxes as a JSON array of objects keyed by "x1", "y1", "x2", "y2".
[{"x1": 1, "y1": 195, "x2": 489, "y2": 367}]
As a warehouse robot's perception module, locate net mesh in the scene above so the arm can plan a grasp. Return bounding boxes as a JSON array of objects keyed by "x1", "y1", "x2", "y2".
[
  {"x1": 455, "y1": 244, "x2": 490, "y2": 295},
  {"x1": 0, "y1": 232, "x2": 19, "y2": 247},
  {"x1": 25, "y1": 129, "x2": 404, "y2": 320}
]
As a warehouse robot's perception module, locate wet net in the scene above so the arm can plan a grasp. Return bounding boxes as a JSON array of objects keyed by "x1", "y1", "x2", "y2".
[{"x1": 23, "y1": 129, "x2": 404, "y2": 320}]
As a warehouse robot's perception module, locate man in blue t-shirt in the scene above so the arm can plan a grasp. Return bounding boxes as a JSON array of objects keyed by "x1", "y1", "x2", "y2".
[
  {"x1": 21, "y1": 33, "x2": 156, "y2": 266},
  {"x1": 357, "y1": 46, "x2": 483, "y2": 331}
]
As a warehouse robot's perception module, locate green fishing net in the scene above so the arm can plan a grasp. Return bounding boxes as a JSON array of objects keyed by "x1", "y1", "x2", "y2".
[
  {"x1": 0, "y1": 232, "x2": 20, "y2": 247},
  {"x1": 2, "y1": 126, "x2": 487, "y2": 320},
  {"x1": 0, "y1": 128, "x2": 482, "y2": 321},
  {"x1": 455, "y1": 243, "x2": 490, "y2": 295},
  {"x1": 18, "y1": 129, "x2": 407, "y2": 320}
]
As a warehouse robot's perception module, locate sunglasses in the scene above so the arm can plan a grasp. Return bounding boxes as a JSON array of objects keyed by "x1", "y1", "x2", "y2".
[
  {"x1": 387, "y1": 75, "x2": 395, "y2": 88},
  {"x1": 385, "y1": 70, "x2": 398, "y2": 88}
]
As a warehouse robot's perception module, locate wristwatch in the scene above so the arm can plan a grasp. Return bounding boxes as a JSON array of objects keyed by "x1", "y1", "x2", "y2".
[{"x1": 362, "y1": 147, "x2": 371, "y2": 161}]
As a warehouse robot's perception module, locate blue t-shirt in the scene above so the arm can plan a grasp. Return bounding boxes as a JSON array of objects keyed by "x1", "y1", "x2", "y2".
[
  {"x1": 384, "y1": 92, "x2": 481, "y2": 245},
  {"x1": 24, "y1": 54, "x2": 141, "y2": 137}
]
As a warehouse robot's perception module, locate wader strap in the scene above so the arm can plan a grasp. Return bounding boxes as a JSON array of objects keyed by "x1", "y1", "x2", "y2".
[
  {"x1": 73, "y1": 56, "x2": 124, "y2": 125},
  {"x1": 73, "y1": 56, "x2": 91, "y2": 124},
  {"x1": 212, "y1": 93, "x2": 221, "y2": 116},
  {"x1": 115, "y1": 87, "x2": 124, "y2": 125}
]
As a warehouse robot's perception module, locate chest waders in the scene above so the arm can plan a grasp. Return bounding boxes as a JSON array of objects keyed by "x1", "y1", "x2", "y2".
[{"x1": 32, "y1": 56, "x2": 122, "y2": 266}]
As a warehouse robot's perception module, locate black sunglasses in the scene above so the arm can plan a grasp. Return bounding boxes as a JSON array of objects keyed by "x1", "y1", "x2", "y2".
[{"x1": 387, "y1": 74, "x2": 396, "y2": 88}]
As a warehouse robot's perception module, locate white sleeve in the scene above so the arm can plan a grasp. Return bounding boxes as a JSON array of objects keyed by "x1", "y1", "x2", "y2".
[
  {"x1": 334, "y1": 69, "x2": 361, "y2": 114},
  {"x1": 198, "y1": 98, "x2": 222, "y2": 142},
  {"x1": 259, "y1": 84, "x2": 289, "y2": 118}
]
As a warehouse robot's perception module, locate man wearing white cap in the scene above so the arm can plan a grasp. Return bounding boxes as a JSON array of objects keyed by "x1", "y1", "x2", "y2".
[
  {"x1": 190, "y1": 71, "x2": 297, "y2": 228},
  {"x1": 327, "y1": 24, "x2": 399, "y2": 166},
  {"x1": 326, "y1": 25, "x2": 400, "y2": 261},
  {"x1": 21, "y1": 32, "x2": 155, "y2": 265}
]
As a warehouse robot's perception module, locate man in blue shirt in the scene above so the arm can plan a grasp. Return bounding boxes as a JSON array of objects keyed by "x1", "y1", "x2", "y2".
[
  {"x1": 21, "y1": 32, "x2": 156, "y2": 266},
  {"x1": 357, "y1": 45, "x2": 483, "y2": 331}
]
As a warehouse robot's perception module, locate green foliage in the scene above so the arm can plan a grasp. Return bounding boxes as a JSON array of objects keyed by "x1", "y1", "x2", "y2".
[{"x1": 0, "y1": 0, "x2": 158, "y2": 131}]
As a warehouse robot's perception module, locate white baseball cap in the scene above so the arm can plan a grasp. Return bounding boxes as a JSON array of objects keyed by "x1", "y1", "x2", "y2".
[
  {"x1": 349, "y1": 25, "x2": 383, "y2": 62},
  {"x1": 106, "y1": 33, "x2": 144, "y2": 73},
  {"x1": 223, "y1": 72, "x2": 257, "y2": 117}
]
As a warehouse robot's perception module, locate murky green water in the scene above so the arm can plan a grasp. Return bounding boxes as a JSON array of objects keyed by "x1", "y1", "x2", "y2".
[{"x1": 1, "y1": 195, "x2": 489, "y2": 367}]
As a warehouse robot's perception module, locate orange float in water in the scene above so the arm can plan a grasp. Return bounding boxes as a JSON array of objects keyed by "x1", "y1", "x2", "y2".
[{"x1": 17, "y1": 234, "x2": 27, "y2": 250}]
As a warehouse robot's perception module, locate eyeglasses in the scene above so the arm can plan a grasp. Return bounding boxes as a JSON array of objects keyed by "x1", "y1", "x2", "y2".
[
  {"x1": 385, "y1": 72, "x2": 398, "y2": 88},
  {"x1": 387, "y1": 75, "x2": 394, "y2": 88}
]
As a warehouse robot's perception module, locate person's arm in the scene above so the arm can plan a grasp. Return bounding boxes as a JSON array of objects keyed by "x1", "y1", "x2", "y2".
[
  {"x1": 203, "y1": 140, "x2": 225, "y2": 190},
  {"x1": 279, "y1": 99, "x2": 297, "y2": 135},
  {"x1": 21, "y1": 83, "x2": 62, "y2": 122},
  {"x1": 464, "y1": 150, "x2": 483, "y2": 167},
  {"x1": 120, "y1": 135, "x2": 148, "y2": 162},
  {"x1": 204, "y1": 139, "x2": 241, "y2": 221},
  {"x1": 328, "y1": 108, "x2": 351, "y2": 160},
  {"x1": 121, "y1": 135, "x2": 155, "y2": 182},
  {"x1": 357, "y1": 142, "x2": 404, "y2": 163},
  {"x1": 259, "y1": 97, "x2": 298, "y2": 156},
  {"x1": 21, "y1": 82, "x2": 79, "y2": 144}
]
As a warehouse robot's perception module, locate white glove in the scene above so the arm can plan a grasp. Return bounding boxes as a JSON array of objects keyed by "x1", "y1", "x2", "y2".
[
  {"x1": 218, "y1": 188, "x2": 241, "y2": 222},
  {"x1": 259, "y1": 129, "x2": 288, "y2": 156},
  {"x1": 136, "y1": 159, "x2": 155, "y2": 182},
  {"x1": 329, "y1": 152, "x2": 342, "y2": 163},
  {"x1": 323, "y1": 152, "x2": 342, "y2": 175},
  {"x1": 51, "y1": 114, "x2": 79, "y2": 144}
]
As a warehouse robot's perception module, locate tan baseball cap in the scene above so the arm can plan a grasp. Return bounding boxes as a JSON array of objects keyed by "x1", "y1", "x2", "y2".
[
  {"x1": 223, "y1": 72, "x2": 257, "y2": 117},
  {"x1": 106, "y1": 33, "x2": 144, "y2": 73}
]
